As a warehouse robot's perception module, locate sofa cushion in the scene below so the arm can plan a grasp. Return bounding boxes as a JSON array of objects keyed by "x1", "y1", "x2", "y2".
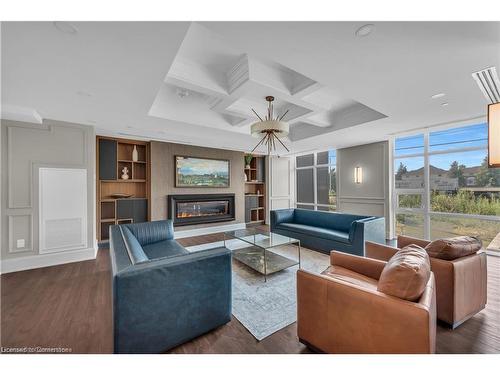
[
  {"x1": 123, "y1": 220, "x2": 174, "y2": 246},
  {"x1": 424, "y1": 236, "x2": 482, "y2": 260},
  {"x1": 377, "y1": 244, "x2": 431, "y2": 302},
  {"x1": 142, "y1": 239, "x2": 189, "y2": 260},
  {"x1": 293, "y1": 208, "x2": 366, "y2": 232},
  {"x1": 322, "y1": 265, "x2": 378, "y2": 291},
  {"x1": 121, "y1": 226, "x2": 149, "y2": 264},
  {"x1": 278, "y1": 223, "x2": 351, "y2": 244}
]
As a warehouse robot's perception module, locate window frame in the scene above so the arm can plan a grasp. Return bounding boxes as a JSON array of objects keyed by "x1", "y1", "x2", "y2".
[
  {"x1": 392, "y1": 121, "x2": 500, "y2": 241},
  {"x1": 295, "y1": 150, "x2": 337, "y2": 211}
]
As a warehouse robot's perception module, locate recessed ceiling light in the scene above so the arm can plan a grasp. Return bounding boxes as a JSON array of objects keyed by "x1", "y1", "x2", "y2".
[
  {"x1": 76, "y1": 90, "x2": 92, "y2": 97},
  {"x1": 87, "y1": 120, "x2": 97, "y2": 124},
  {"x1": 53, "y1": 21, "x2": 78, "y2": 35},
  {"x1": 355, "y1": 24, "x2": 375, "y2": 37},
  {"x1": 441, "y1": 102, "x2": 449, "y2": 107},
  {"x1": 431, "y1": 93, "x2": 446, "y2": 99},
  {"x1": 176, "y1": 88, "x2": 190, "y2": 98}
]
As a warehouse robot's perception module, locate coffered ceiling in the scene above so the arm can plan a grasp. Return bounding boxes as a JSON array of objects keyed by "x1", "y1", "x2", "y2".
[
  {"x1": 149, "y1": 23, "x2": 387, "y2": 145},
  {"x1": 2, "y1": 21, "x2": 499, "y2": 154}
]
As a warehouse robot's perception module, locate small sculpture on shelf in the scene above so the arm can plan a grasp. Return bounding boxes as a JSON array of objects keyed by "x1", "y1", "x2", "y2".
[{"x1": 121, "y1": 166, "x2": 130, "y2": 180}]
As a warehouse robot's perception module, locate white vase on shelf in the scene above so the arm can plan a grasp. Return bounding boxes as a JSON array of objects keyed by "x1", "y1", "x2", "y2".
[{"x1": 132, "y1": 145, "x2": 139, "y2": 162}]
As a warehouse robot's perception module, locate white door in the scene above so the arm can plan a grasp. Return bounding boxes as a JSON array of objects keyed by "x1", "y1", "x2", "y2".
[
  {"x1": 39, "y1": 167, "x2": 87, "y2": 253},
  {"x1": 267, "y1": 156, "x2": 294, "y2": 223}
]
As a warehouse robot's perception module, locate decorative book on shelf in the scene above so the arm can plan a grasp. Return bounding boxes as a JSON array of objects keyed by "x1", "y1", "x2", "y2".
[{"x1": 96, "y1": 136, "x2": 151, "y2": 242}]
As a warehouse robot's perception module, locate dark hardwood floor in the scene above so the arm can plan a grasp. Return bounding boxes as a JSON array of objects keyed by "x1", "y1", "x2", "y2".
[{"x1": 1, "y1": 230, "x2": 499, "y2": 354}]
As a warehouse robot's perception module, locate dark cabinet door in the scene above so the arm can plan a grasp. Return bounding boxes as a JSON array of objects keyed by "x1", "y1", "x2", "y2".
[
  {"x1": 116, "y1": 199, "x2": 134, "y2": 220},
  {"x1": 256, "y1": 157, "x2": 266, "y2": 182},
  {"x1": 133, "y1": 199, "x2": 148, "y2": 223},
  {"x1": 99, "y1": 139, "x2": 117, "y2": 180},
  {"x1": 116, "y1": 198, "x2": 148, "y2": 223}
]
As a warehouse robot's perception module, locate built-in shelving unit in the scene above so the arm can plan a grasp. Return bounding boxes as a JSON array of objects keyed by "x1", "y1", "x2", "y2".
[
  {"x1": 96, "y1": 136, "x2": 151, "y2": 242},
  {"x1": 244, "y1": 155, "x2": 266, "y2": 225}
]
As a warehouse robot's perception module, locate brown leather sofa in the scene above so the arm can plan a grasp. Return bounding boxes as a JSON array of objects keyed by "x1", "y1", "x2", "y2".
[
  {"x1": 366, "y1": 235, "x2": 487, "y2": 328},
  {"x1": 297, "y1": 250, "x2": 436, "y2": 353}
]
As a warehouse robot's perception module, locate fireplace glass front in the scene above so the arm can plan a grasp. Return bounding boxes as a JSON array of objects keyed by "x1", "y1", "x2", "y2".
[
  {"x1": 168, "y1": 194, "x2": 236, "y2": 226},
  {"x1": 176, "y1": 201, "x2": 229, "y2": 219}
]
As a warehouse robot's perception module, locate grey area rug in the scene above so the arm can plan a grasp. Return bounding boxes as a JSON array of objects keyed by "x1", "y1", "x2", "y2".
[{"x1": 186, "y1": 238, "x2": 329, "y2": 341}]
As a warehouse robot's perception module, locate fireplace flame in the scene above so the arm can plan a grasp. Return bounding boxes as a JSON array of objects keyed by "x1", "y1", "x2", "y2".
[{"x1": 177, "y1": 211, "x2": 223, "y2": 218}]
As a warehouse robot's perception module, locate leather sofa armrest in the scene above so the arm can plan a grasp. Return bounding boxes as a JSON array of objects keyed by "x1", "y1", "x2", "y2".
[
  {"x1": 348, "y1": 218, "x2": 386, "y2": 256},
  {"x1": 330, "y1": 250, "x2": 386, "y2": 280},
  {"x1": 397, "y1": 235, "x2": 430, "y2": 249},
  {"x1": 450, "y1": 252, "x2": 487, "y2": 323},
  {"x1": 270, "y1": 209, "x2": 294, "y2": 229},
  {"x1": 365, "y1": 241, "x2": 398, "y2": 262},
  {"x1": 416, "y1": 273, "x2": 436, "y2": 351},
  {"x1": 417, "y1": 273, "x2": 436, "y2": 310},
  {"x1": 297, "y1": 270, "x2": 329, "y2": 348}
]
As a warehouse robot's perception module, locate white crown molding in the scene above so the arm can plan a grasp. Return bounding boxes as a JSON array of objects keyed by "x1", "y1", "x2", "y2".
[{"x1": 1, "y1": 104, "x2": 43, "y2": 124}]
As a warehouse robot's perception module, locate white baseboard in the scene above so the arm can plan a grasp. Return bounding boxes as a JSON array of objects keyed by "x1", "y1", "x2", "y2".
[
  {"x1": 173, "y1": 222, "x2": 246, "y2": 239},
  {"x1": 0, "y1": 246, "x2": 97, "y2": 274}
]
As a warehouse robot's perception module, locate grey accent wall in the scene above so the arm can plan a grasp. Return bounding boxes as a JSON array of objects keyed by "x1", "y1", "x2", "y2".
[
  {"x1": 1, "y1": 119, "x2": 95, "y2": 259},
  {"x1": 150, "y1": 141, "x2": 245, "y2": 230},
  {"x1": 337, "y1": 141, "x2": 391, "y2": 238}
]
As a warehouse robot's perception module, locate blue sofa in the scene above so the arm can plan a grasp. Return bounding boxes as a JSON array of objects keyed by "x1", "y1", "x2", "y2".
[
  {"x1": 270, "y1": 208, "x2": 385, "y2": 256},
  {"x1": 109, "y1": 220, "x2": 232, "y2": 353}
]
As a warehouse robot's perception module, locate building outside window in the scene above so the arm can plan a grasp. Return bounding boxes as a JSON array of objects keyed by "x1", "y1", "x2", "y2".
[
  {"x1": 393, "y1": 122, "x2": 500, "y2": 251},
  {"x1": 295, "y1": 150, "x2": 337, "y2": 211}
]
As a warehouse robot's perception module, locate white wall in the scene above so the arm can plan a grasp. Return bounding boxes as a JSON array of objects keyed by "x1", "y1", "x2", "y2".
[
  {"x1": 1, "y1": 119, "x2": 96, "y2": 273},
  {"x1": 337, "y1": 141, "x2": 392, "y2": 238}
]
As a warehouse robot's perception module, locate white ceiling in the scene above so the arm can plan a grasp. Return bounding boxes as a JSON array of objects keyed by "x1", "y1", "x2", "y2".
[{"x1": 2, "y1": 21, "x2": 499, "y2": 154}]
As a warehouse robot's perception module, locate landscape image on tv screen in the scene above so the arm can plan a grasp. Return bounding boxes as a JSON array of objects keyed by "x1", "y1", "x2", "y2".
[{"x1": 175, "y1": 156, "x2": 230, "y2": 187}]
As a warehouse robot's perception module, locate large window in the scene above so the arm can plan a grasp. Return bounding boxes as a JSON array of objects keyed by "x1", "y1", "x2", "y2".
[
  {"x1": 393, "y1": 122, "x2": 500, "y2": 250},
  {"x1": 296, "y1": 150, "x2": 336, "y2": 211}
]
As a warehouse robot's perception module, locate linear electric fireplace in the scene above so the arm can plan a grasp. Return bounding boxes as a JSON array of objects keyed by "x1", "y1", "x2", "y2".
[{"x1": 168, "y1": 194, "x2": 235, "y2": 226}]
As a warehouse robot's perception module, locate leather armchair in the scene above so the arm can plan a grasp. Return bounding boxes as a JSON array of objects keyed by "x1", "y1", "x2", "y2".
[
  {"x1": 297, "y1": 251, "x2": 436, "y2": 353},
  {"x1": 366, "y1": 235, "x2": 487, "y2": 328},
  {"x1": 109, "y1": 221, "x2": 232, "y2": 353}
]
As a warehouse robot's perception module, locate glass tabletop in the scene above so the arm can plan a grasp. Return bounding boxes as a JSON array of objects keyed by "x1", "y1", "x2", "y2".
[{"x1": 224, "y1": 228, "x2": 300, "y2": 250}]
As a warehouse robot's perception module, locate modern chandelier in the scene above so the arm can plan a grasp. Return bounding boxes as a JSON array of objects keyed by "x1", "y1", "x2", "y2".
[{"x1": 250, "y1": 96, "x2": 290, "y2": 155}]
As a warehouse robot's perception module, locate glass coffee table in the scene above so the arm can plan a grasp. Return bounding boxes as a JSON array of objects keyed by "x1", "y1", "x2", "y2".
[{"x1": 224, "y1": 228, "x2": 301, "y2": 281}]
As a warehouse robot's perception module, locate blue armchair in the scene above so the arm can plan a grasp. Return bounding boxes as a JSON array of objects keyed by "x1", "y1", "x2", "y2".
[
  {"x1": 270, "y1": 208, "x2": 385, "y2": 256},
  {"x1": 109, "y1": 220, "x2": 232, "y2": 353}
]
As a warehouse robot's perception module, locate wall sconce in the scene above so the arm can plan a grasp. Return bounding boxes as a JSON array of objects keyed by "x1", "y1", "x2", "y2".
[
  {"x1": 488, "y1": 103, "x2": 500, "y2": 168},
  {"x1": 354, "y1": 166, "x2": 363, "y2": 184}
]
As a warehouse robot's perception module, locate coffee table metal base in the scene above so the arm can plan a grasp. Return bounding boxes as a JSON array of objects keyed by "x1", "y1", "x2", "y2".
[
  {"x1": 224, "y1": 230, "x2": 301, "y2": 282},
  {"x1": 232, "y1": 246, "x2": 299, "y2": 277}
]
